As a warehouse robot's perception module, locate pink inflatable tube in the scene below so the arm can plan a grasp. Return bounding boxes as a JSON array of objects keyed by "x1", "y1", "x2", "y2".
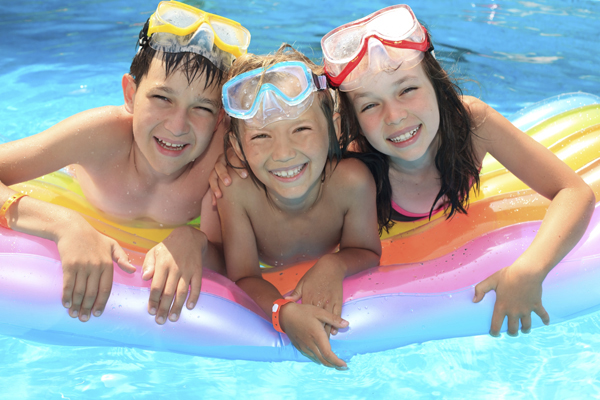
[{"x1": 2, "y1": 204, "x2": 600, "y2": 362}]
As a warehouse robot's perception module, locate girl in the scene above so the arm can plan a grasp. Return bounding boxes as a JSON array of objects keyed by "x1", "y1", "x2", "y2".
[
  {"x1": 323, "y1": 4, "x2": 594, "y2": 337},
  {"x1": 217, "y1": 46, "x2": 381, "y2": 368}
]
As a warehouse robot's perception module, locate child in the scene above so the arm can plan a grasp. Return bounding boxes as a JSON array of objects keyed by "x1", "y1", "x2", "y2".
[
  {"x1": 217, "y1": 45, "x2": 382, "y2": 368},
  {"x1": 323, "y1": 5, "x2": 595, "y2": 337},
  {"x1": 0, "y1": 1, "x2": 250, "y2": 325}
]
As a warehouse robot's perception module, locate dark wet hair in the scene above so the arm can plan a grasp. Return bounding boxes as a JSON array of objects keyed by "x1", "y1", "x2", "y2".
[
  {"x1": 129, "y1": 19, "x2": 225, "y2": 89},
  {"x1": 224, "y1": 44, "x2": 343, "y2": 195},
  {"x1": 338, "y1": 30, "x2": 480, "y2": 229}
]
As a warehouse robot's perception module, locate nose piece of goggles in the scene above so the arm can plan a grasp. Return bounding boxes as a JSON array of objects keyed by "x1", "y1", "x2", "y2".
[
  {"x1": 222, "y1": 61, "x2": 328, "y2": 128},
  {"x1": 321, "y1": 4, "x2": 432, "y2": 91},
  {"x1": 145, "y1": 1, "x2": 251, "y2": 71}
]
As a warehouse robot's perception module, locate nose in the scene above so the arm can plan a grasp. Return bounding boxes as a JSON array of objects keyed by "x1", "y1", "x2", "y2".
[
  {"x1": 271, "y1": 135, "x2": 296, "y2": 163},
  {"x1": 383, "y1": 102, "x2": 408, "y2": 126},
  {"x1": 163, "y1": 107, "x2": 190, "y2": 137}
]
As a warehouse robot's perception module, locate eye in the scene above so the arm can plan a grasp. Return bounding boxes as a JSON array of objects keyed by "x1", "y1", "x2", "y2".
[
  {"x1": 360, "y1": 103, "x2": 377, "y2": 113},
  {"x1": 251, "y1": 133, "x2": 269, "y2": 140},
  {"x1": 294, "y1": 126, "x2": 311, "y2": 133},
  {"x1": 152, "y1": 95, "x2": 169, "y2": 102},
  {"x1": 400, "y1": 86, "x2": 417, "y2": 96},
  {"x1": 195, "y1": 105, "x2": 215, "y2": 114}
]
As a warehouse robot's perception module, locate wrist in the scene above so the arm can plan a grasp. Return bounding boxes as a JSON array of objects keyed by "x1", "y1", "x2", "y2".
[{"x1": 272, "y1": 299, "x2": 293, "y2": 333}]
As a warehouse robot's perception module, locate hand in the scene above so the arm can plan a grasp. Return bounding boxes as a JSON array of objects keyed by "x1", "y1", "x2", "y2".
[
  {"x1": 285, "y1": 255, "x2": 345, "y2": 336},
  {"x1": 473, "y1": 263, "x2": 550, "y2": 336},
  {"x1": 209, "y1": 148, "x2": 248, "y2": 204},
  {"x1": 57, "y1": 224, "x2": 136, "y2": 322},
  {"x1": 279, "y1": 302, "x2": 349, "y2": 369},
  {"x1": 143, "y1": 226, "x2": 206, "y2": 324}
]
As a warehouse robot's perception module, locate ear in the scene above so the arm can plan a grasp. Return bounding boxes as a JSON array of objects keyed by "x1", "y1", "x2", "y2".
[
  {"x1": 122, "y1": 74, "x2": 137, "y2": 114},
  {"x1": 215, "y1": 108, "x2": 226, "y2": 131},
  {"x1": 332, "y1": 111, "x2": 342, "y2": 140}
]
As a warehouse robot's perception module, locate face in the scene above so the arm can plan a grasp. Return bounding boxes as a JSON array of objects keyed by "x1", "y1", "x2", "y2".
[
  {"x1": 123, "y1": 59, "x2": 224, "y2": 177},
  {"x1": 232, "y1": 98, "x2": 337, "y2": 203},
  {"x1": 348, "y1": 62, "x2": 440, "y2": 165}
]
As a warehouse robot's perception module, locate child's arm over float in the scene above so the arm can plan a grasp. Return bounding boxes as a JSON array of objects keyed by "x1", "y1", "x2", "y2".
[
  {"x1": 468, "y1": 96, "x2": 596, "y2": 336},
  {"x1": 285, "y1": 158, "x2": 382, "y2": 334},
  {"x1": 0, "y1": 106, "x2": 137, "y2": 322},
  {"x1": 216, "y1": 175, "x2": 351, "y2": 369}
]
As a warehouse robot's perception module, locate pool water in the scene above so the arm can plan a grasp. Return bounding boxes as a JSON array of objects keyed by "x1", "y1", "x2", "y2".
[{"x1": 1, "y1": 0, "x2": 599, "y2": 398}]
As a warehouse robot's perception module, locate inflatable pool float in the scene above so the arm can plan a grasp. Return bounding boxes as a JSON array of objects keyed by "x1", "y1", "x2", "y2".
[{"x1": 1, "y1": 92, "x2": 600, "y2": 362}]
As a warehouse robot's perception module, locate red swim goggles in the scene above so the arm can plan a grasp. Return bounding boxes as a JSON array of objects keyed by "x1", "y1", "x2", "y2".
[{"x1": 321, "y1": 4, "x2": 432, "y2": 91}]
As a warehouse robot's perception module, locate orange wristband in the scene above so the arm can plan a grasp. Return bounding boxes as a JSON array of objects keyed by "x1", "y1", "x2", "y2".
[
  {"x1": 0, "y1": 193, "x2": 27, "y2": 229},
  {"x1": 272, "y1": 299, "x2": 293, "y2": 333}
]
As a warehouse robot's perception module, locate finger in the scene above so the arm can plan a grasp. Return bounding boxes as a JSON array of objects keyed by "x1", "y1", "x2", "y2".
[
  {"x1": 284, "y1": 284, "x2": 303, "y2": 302},
  {"x1": 142, "y1": 249, "x2": 157, "y2": 281},
  {"x1": 312, "y1": 337, "x2": 347, "y2": 369},
  {"x1": 91, "y1": 270, "x2": 113, "y2": 318},
  {"x1": 489, "y1": 308, "x2": 505, "y2": 337},
  {"x1": 112, "y1": 243, "x2": 136, "y2": 274},
  {"x1": 155, "y1": 274, "x2": 178, "y2": 325},
  {"x1": 473, "y1": 277, "x2": 496, "y2": 303},
  {"x1": 209, "y1": 170, "x2": 223, "y2": 200},
  {"x1": 147, "y1": 259, "x2": 168, "y2": 316},
  {"x1": 316, "y1": 309, "x2": 349, "y2": 330},
  {"x1": 331, "y1": 303, "x2": 342, "y2": 335},
  {"x1": 69, "y1": 271, "x2": 88, "y2": 319},
  {"x1": 168, "y1": 278, "x2": 189, "y2": 322},
  {"x1": 62, "y1": 269, "x2": 76, "y2": 309},
  {"x1": 506, "y1": 314, "x2": 519, "y2": 337},
  {"x1": 534, "y1": 305, "x2": 550, "y2": 326},
  {"x1": 521, "y1": 314, "x2": 532, "y2": 334},
  {"x1": 78, "y1": 273, "x2": 101, "y2": 322},
  {"x1": 214, "y1": 160, "x2": 232, "y2": 187},
  {"x1": 300, "y1": 347, "x2": 321, "y2": 365},
  {"x1": 187, "y1": 270, "x2": 202, "y2": 310}
]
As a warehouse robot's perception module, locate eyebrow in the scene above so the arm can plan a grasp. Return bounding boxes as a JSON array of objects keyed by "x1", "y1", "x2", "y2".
[
  {"x1": 352, "y1": 75, "x2": 419, "y2": 101},
  {"x1": 152, "y1": 86, "x2": 221, "y2": 108}
]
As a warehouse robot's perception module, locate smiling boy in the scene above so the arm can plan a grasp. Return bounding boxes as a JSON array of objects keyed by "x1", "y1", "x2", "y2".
[{"x1": 0, "y1": 2, "x2": 250, "y2": 325}]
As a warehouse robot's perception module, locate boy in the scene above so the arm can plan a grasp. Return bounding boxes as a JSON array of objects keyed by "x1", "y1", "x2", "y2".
[{"x1": 0, "y1": 1, "x2": 249, "y2": 325}]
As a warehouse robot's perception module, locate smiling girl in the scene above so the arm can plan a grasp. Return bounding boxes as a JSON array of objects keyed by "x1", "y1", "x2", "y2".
[{"x1": 217, "y1": 46, "x2": 381, "y2": 368}]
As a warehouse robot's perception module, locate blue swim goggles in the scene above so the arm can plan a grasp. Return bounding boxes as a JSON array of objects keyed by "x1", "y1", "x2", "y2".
[{"x1": 222, "y1": 61, "x2": 328, "y2": 128}]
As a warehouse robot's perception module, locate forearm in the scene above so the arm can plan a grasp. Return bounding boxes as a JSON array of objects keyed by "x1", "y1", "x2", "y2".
[
  {"x1": 324, "y1": 247, "x2": 381, "y2": 278},
  {"x1": 236, "y1": 276, "x2": 283, "y2": 321},
  {"x1": 515, "y1": 185, "x2": 595, "y2": 276},
  {"x1": 201, "y1": 238, "x2": 226, "y2": 275}
]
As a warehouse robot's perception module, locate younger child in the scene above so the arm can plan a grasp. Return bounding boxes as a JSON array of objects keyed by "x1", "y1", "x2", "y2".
[
  {"x1": 323, "y1": 5, "x2": 594, "y2": 336},
  {"x1": 0, "y1": 1, "x2": 250, "y2": 325},
  {"x1": 217, "y1": 46, "x2": 381, "y2": 368}
]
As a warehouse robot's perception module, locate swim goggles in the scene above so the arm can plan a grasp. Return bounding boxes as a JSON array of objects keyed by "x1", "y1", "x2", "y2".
[
  {"x1": 146, "y1": 1, "x2": 251, "y2": 71},
  {"x1": 321, "y1": 4, "x2": 432, "y2": 91},
  {"x1": 222, "y1": 61, "x2": 328, "y2": 128}
]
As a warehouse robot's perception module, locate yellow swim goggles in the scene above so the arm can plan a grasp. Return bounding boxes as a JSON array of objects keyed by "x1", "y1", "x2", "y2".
[{"x1": 147, "y1": 1, "x2": 251, "y2": 69}]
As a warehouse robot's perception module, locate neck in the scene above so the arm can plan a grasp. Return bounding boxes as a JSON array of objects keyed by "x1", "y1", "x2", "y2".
[
  {"x1": 265, "y1": 173, "x2": 324, "y2": 214},
  {"x1": 130, "y1": 143, "x2": 192, "y2": 185}
]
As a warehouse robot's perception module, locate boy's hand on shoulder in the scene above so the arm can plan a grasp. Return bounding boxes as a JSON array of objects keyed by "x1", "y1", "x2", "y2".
[
  {"x1": 209, "y1": 148, "x2": 248, "y2": 205},
  {"x1": 57, "y1": 221, "x2": 136, "y2": 322},
  {"x1": 279, "y1": 302, "x2": 349, "y2": 370},
  {"x1": 285, "y1": 254, "x2": 346, "y2": 336},
  {"x1": 143, "y1": 226, "x2": 206, "y2": 325},
  {"x1": 473, "y1": 262, "x2": 550, "y2": 336}
]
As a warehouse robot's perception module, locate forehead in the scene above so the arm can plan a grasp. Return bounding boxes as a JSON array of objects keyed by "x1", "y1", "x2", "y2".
[
  {"x1": 350, "y1": 63, "x2": 428, "y2": 99},
  {"x1": 140, "y1": 58, "x2": 222, "y2": 99}
]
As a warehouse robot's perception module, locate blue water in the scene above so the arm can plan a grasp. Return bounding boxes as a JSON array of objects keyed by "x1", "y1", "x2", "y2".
[{"x1": 1, "y1": 0, "x2": 600, "y2": 398}]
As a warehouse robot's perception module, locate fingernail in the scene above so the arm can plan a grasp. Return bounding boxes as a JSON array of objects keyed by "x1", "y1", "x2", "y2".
[
  {"x1": 341, "y1": 319, "x2": 349, "y2": 327},
  {"x1": 157, "y1": 316, "x2": 165, "y2": 324},
  {"x1": 94, "y1": 310, "x2": 102, "y2": 317},
  {"x1": 225, "y1": 178, "x2": 231, "y2": 185},
  {"x1": 64, "y1": 301, "x2": 71, "y2": 308},
  {"x1": 241, "y1": 172, "x2": 248, "y2": 178},
  {"x1": 187, "y1": 302, "x2": 195, "y2": 309},
  {"x1": 338, "y1": 366, "x2": 349, "y2": 371},
  {"x1": 81, "y1": 314, "x2": 89, "y2": 322},
  {"x1": 72, "y1": 310, "x2": 78, "y2": 317},
  {"x1": 149, "y1": 307, "x2": 156, "y2": 315},
  {"x1": 169, "y1": 313, "x2": 178, "y2": 322}
]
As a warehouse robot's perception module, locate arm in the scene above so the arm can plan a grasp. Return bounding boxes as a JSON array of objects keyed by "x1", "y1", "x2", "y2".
[
  {"x1": 208, "y1": 146, "x2": 248, "y2": 203},
  {"x1": 216, "y1": 176, "x2": 348, "y2": 368},
  {"x1": 468, "y1": 97, "x2": 595, "y2": 335},
  {"x1": 0, "y1": 106, "x2": 137, "y2": 322},
  {"x1": 143, "y1": 189, "x2": 225, "y2": 324},
  {"x1": 286, "y1": 159, "x2": 382, "y2": 334}
]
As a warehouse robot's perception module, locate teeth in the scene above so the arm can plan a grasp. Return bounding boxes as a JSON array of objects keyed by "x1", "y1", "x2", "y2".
[
  {"x1": 156, "y1": 138, "x2": 185, "y2": 150},
  {"x1": 389, "y1": 126, "x2": 420, "y2": 143},
  {"x1": 271, "y1": 165, "x2": 304, "y2": 178}
]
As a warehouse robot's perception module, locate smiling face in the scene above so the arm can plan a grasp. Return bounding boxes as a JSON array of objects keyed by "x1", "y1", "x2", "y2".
[
  {"x1": 232, "y1": 97, "x2": 337, "y2": 204},
  {"x1": 123, "y1": 58, "x2": 223, "y2": 178},
  {"x1": 348, "y1": 62, "x2": 440, "y2": 166}
]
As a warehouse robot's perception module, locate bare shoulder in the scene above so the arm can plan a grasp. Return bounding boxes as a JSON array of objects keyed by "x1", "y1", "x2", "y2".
[
  {"x1": 327, "y1": 158, "x2": 375, "y2": 195},
  {"x1": 219, "y1": 166, "x2": 260, "y2": 204}
]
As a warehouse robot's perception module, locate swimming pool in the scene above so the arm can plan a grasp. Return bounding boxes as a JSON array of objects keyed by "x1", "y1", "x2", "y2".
[{"x1": 1, "y1": 0, "x2": 599, "y2": 398}]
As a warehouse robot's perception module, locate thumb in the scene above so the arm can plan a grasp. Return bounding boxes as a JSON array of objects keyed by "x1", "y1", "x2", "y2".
[
  {"x1": 318, "y1": 309, "x2": 349, "y2": 329},
  {"x1": 284, "y1": 283, "x2": 304, "y2": 302},
  {"x1": 112, "y1": 243, "x2": 136, "y2": 274},
  {"x1": 142, "y1": 249, "x2": 156, "y2": 281},
  {"x1": 473, "y1": 276, "x2": 497, "y2": 303}
]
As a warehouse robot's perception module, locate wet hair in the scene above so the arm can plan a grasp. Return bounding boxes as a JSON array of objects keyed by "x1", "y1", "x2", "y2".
[
  {"x1": 129, "y1": 19, "x2": 225, "y2": 89},
  {"x1": 224, "y1": 44, "x2": 344, "y2": 195},
  {"x1": 339, "y1": 29, "x2": 480, "y2": 230}
]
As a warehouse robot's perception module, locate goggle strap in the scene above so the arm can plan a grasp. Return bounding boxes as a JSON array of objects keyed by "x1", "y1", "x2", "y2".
[{"x1": 313, "y1": 74, "x2": 329, "y2": 91}]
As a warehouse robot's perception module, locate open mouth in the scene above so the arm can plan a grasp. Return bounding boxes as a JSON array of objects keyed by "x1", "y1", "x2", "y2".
[
  {"x1": 270, "y1": 163, "x2": 307, "y2": 179},
  {"x1": 154, "y1": 137, "x2": 187, "y2": 151},
  {"x1": 389, "y1": 125, "x2": 421, "y2": 143}
]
